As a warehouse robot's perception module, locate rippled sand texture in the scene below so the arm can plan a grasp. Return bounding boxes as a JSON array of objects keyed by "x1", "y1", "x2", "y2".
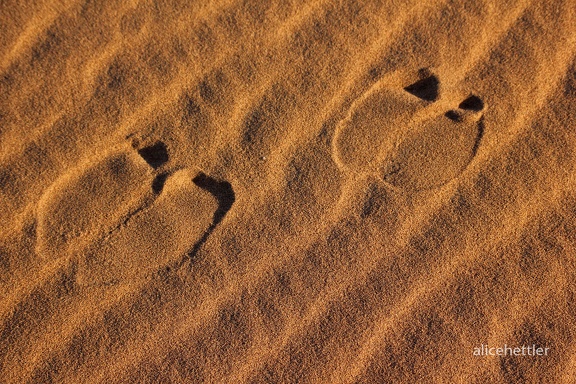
[{"x1": 1, "y1": 0, "x2": 576, "y2": 383}]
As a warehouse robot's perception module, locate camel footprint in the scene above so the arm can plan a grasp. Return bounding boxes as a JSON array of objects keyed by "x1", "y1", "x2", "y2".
[
  {"x1": 36, "y1": 140, "x2": 233, "y2": 286},
  {"x1": 333, "y1": 68, "x2": 485, "y2": 192}
]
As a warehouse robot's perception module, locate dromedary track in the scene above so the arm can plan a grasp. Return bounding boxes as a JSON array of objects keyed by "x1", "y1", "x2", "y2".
[
  {"x1": 332, "y1": 68, "x2": 486, "y2": 193},
  {"x1": 35, "y1": 138, "x2": 233, "y2": 286}
]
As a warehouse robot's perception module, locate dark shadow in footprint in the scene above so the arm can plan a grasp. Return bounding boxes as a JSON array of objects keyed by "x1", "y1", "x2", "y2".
[
  {"x1": 404, "y1": 75, "x2": 440, "y2": 102},
  {"x1": 192, "y1": 172, "x2": 235, "y2": 225},
  {"x1": 186, "y1": 172, "x2": 235, "y2": 263},
  {"x1": 152, "y1": 172, "x2": 169, "y2": 194},
  {"x1": 459, "y1": 95, "x2": 484, "y2": 111},
  {"x1": 447, "y1": 95, "x2": 485, "y2": 158},
  {"x1": 471, "y1": 118, "x2": 485, "y2": 157},
  {"x1": 445, "y1": 110, "x2": 463, "y2": 122},
  {"x1": 137, "y1": 141, "x2": 169, "y2": 169}
]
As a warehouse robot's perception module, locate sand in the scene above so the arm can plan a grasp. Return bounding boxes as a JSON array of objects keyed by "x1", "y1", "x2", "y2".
[{"x1": 1, "y1": 0, "x2": 575, "y2": 382}]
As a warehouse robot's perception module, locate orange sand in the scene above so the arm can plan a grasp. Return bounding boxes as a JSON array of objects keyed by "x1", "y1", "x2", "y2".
[{"x1": 1, "y1": 0, "x2": 576, "y2": 382}]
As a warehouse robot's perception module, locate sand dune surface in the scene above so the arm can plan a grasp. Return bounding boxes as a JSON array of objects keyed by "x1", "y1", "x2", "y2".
[{"x1": 1, "y1": 0, "x2": 576, "y2": 382}]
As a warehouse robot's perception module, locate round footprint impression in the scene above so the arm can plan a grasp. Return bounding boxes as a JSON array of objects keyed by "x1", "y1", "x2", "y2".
[
  {"x1": 333, "y1": 71, "x2": 484, "y2": 192},
  {"x1": 36, "y1": 140, "x2": 224, "y2": 287}
]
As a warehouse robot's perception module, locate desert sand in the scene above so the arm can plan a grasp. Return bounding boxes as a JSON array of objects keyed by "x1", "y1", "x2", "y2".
[{"x1": 1, "y1": 0, "x2": 576, "y2": 382}]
